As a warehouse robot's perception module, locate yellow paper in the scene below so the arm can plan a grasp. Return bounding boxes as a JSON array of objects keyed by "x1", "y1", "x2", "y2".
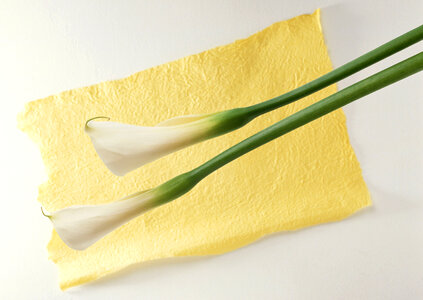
[{"x1": 18, "y1": 9, "x2": 371, "y2": 289}]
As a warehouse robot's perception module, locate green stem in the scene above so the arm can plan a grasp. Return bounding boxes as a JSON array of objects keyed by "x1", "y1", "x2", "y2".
[
  {"x1": 246, "y1": 24, "x2": 423, "y2": 118},
  {"x1": 190, "y1": 52, "x2": 423, "y2": 180}
]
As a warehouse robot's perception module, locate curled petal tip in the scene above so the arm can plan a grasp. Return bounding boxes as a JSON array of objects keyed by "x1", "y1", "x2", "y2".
[
  {"x1": 85, "y1": 116, "x2": 111, "y2": 131},
  {"x1": 41, "y1": 207, "x2": 51, "y2": 219}
]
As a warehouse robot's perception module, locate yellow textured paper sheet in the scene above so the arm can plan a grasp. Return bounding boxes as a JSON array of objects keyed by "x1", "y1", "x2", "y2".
[{"x1": 18, "y1": 10, "x2": 371, "y2": 289}]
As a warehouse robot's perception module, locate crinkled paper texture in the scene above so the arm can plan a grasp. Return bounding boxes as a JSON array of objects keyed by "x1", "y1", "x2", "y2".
[{"x1": 18, "y1": 9, "x2": 371, "y2": 289}]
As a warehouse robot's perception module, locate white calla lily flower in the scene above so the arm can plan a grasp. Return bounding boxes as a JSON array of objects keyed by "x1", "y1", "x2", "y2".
[
  {"x1": 85, "y1": 114, "x2": 217, "y2": 176},
  {"x1": 85, "y1": 109, "x2": 250, "y2": 176},
  {"x1": 43, "y1": 189, "x2": 157, "y2": 250}
]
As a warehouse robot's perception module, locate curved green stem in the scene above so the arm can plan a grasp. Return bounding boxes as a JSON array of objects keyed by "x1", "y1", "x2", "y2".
[
  {"x1": 153, "y1": 25, "x2": 423, "y2": 206},
  {"x1": 245, "y1": 24, "x2": 423, "y2": 118},
  {"x1": 189, "y1": 52, "x2": 423, "y2": 180}
]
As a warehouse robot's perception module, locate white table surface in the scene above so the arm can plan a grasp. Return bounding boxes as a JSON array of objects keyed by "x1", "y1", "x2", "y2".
[{"x1": 1, "y1": 0, "x2": 422, "y2": 299}]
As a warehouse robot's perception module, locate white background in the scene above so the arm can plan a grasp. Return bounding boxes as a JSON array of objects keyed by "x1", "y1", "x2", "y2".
[{"x1": 1, "y1": 0, "x2": 422, "y2": 299}]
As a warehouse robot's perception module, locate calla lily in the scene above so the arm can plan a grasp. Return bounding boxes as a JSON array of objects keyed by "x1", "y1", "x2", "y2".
[
  {"x1": 85, "y1": 108, "x2": 251, "y2": 176},
  {"x1": 43, "y1": 189, "x2": 157, "y2": 250},
  {"x1": 84, "y1": 26, "x2": 423, "y2": 177},
  {"x1": 46, "y1": 51, "x2": 423, "y2": 251}
]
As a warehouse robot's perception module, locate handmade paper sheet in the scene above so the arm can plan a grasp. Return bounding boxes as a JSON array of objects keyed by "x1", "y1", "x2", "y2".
[{"x1": 18, "y1": 9, "x2": 371, "y2": 289}]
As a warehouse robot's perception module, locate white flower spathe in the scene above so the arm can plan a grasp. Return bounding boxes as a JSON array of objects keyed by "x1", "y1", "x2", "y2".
[
  {"x1": 85, "y1": 114, "x2": 215, "y2": 176},
  {"x1": 44, "y1": 190, "x2": 156, "y2": 250}
]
